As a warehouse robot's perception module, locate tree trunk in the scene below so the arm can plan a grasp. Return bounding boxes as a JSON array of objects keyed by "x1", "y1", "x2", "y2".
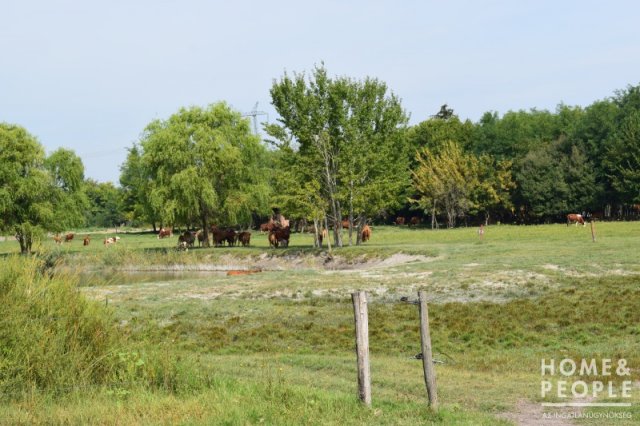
[
  {"x1": 356, "y1": 213, "x2": 365, "y2": 245},
  {"x1": 432, "y1": 206, "x2": 436, "y2": 230},
  {"x1": 152, "y1": 222, "x2": 157, "y2": 232},
  {"x1": 313, "y1": 218, "x2": 321, "y2": 248},
  {"x1": 348, "y1": 180, "x2": 354, "y2": 246}
]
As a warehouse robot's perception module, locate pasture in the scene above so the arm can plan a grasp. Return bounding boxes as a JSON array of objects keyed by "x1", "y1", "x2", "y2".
[{"x1": 1, "y1": 223, "x2": 639, "y2": 425}]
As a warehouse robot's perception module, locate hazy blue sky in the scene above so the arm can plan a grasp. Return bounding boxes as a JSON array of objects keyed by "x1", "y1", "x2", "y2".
[{"x1": 2, "y1": 0, "x2": 639, "y2": 183}]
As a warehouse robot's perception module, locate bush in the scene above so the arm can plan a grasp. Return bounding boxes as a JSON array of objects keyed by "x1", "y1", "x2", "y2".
[{"x1": 0, "y1": 256, "x2": 118, "y2": 400}]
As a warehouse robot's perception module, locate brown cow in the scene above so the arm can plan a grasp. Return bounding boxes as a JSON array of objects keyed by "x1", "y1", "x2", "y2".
[
  {"x1": 103, "y1": 237, "x2": 118, "y2": 246},
  {"x1": 259, "y1": 222, "x2": 272, "y2": 233},
  {"x1": 272, "y1": 227, "x2": 291, "y2": 248},
  {"x1": 361, "y1": 225, "x2": 371, "y2": 242},
  {"x1": 341, "y1": 219, "x2": 351, "y2": 229},
  {"x1": 395, "y1": 217, "x2": 406, "y2": 226},
  {"x1": 225, "y1": 229, "x2": 238, "y2": 247},
  {"x1": 64, "y1": 233, "x2": 74, "y2": 242},
  {"x1": 196, "y1": 230, "x2": 208, "y2": 247},
  {"x1": 567, "y1": 213, "x2": 585, "y2": 226},
  {"x1": 83, "y1": 235, "x2": 91, "y2": 246},
  {"x1": 211, "y1": 226, "x2": 227, "y2": 247},
  {"x1": 179, "y1": 231, "x2": 196, "y2": 248},
  {"x1": 158, "y1": 228, "x2": 172, "y2": 239},
  {"x1": 409, "y1": 217, "x2": 421, "y2": 226},
  {"x1": 268, "y1": 232, "x2": 278, "y2": 248},
  {"x1": 53, "y1": 234, "x2": 62, "y2": 245},
  {"x1": 238, "y1": 231, "x2": 251, "y2": 247}
]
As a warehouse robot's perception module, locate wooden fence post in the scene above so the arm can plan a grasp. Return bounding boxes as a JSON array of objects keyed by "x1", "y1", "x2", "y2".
[
  {"x1": 418, "y1": 290, "x2": 438, "y2": 410},
  {"x1": 352, "y1": 291, "x2": 371, "y2": 406},
  {"x1": 590, "y1": 220, "x2": 597, "y2": 242}
]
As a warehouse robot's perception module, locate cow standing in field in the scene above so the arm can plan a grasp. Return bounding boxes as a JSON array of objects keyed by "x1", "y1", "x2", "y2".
[
  {"x1": 178, "y1": 231, "x2": 196, "y2": 248},
  {"x1": 83, "y1": 235, "x2": 91, "y2": 246},
  {"x1": 225, "y1": 229, "x2": 238, "y2": 247},
  {"x1": 158, "y1": 228, "x2": 172, "y2": 239},
  {"x1": 567, "y1": 213, "x2": 586, "y2": 226},
  {"x1": 268, "y1": 227, "x2": 290, "y2": 248},
  {"x1": 238, "y1": 231, "x2": 251, "y2": 247},
  {"x1": 53, "y1": 234, "x2": 62, "y2": 244},
  {"x1": 211, "y1": 227, "x2": 227, "y2": 247},
  {"x1": 361, "y1": 225, "x2": 371, "y2": 243},
  {"x1": 65, "y1": 233, "x2": 74, "y2": 242},
  {"x1": 409, "y1": 217, "x2": 421, "y2": 227},
  {"x1": 395, "y1": 217, "x2": 406, "y2": 226}
]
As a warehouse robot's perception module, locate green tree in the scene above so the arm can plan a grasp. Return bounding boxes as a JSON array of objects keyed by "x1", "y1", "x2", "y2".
[
  {"x1": 407, "y1": 112, "x2": 475, "y2": 156},
  {"x1": 45, "y1": 148, "x2": 89, "y2": 229},
  {"x1": 119, "y1": 144, "x2": 158, "y2": 229},
  {"x1": 603, "y1": 110, "x2": 640, "y2": 203},
  {"x1": 136, "y1": 103, "x2": 270, "y2": 245},
  {"x1": 515, "y1": 144, "x2": 568, "y2": 221},
  {"x1": 0, "y1": 124, "x2": 85, "y2": 253},
  {"x1": 471, "y1": 156, "x2": 515, "y2": 225},
  {"x1": 84, "y1": 180, "x2": 126, "y2": 229},
  {"x1": 411, "y1": 141, "x2": 479, "y2": 228},
  {"x1": 268, "y1": 64, "x2": 409, "y2": 246}
]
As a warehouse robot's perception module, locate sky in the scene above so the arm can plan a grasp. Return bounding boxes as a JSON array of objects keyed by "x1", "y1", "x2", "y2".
[{"x1": 2, "y1": 0, "x2": 640, "y2": 183}]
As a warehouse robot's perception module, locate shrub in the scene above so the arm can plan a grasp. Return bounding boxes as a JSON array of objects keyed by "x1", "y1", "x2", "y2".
[{"x1": 0, "y1": 256, "x2": 118, "y2": 400}]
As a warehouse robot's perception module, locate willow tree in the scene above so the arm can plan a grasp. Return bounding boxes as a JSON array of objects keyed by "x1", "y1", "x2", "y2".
[
  {"x1": 0, "y1": 124, "x2": 86, "y2": 253},
  {"x1": 269, "y1": 64, "x2": 409, "y2": 246},
  {"x1": 136, "y1": 103, "x2": 270, "y2": 246},
  {"x1": 412, "y1": 141, "x2": 480, "y2": 228}
]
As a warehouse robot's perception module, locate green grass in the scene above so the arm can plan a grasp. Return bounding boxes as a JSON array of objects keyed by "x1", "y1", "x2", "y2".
[{"x1": 1, "y1": 223, "x2": 639, "y2": 424}]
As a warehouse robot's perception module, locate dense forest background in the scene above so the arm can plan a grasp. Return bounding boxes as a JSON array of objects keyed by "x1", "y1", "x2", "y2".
[{"x1": 2, "y1": 66, "x2": 639, "y2": 250}]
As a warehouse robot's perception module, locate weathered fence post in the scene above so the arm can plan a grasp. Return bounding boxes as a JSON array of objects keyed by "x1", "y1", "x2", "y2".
[
  {"x1": 418, "y1": 290, "x2": 438, "y2": 410},
  {"x1": 590, "y1": 220, "x2": 597, "y2": 242},
  {"x1": 351, "y1": 291, "x2": 371, "y2": 406}
]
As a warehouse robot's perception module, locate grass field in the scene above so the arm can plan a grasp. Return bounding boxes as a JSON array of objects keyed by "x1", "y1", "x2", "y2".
[{"x1": 1, "y1": 223, "x2": 639, "y2": 425}]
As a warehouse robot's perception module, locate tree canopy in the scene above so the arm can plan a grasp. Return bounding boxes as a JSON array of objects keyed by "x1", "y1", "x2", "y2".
[
  {"x1": 134, "y1": 102, "x2": 270, "y2": 244},
  {"x1": 0, "y1": 124, "x2": 86, "y2": 253}
]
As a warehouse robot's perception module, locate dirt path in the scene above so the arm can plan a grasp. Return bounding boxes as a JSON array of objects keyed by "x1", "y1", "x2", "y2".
[
  {"x1": 498, "y1": 396, "x2": 597, "y2": 426},
  {"x1": 498, "y1": 399, "x2": 574, "y2": 425}
]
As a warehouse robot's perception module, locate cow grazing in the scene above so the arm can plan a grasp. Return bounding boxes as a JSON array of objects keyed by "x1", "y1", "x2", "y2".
[
  {"x1": 567, "y1": 213, "x2": 586, "y2": 226},
  {"x1": 103, "y1": 237, "x2": 117, "y2": 246},
  {"x1": 238, "y1": 231, "x2": 251, "y2": 247},
  {"x1": 64, "y1": 233, "x2": 75, "y2": 242},
  {"x1": 409, "y1": 217, "x2": 421, "y2": 227},
  {"x1": 83, "y1": 235, "x2": 91, "y2": 246},
  {"x1": 53, "y1": 234, "x2": 62, "y2": 245},
  {"x1": 157, "y1": 228, "x2": 172, "y2": 239},
  {"x1": 178, "y1": 231, "x2": 196, "y2": 248},
  {"x1": 361, "y1": 225, "x2": 371, "y2": 243},
  {"x1": 268, "y1": 227, "x2": 290, "y2": 248},
  {"x1": 395, "y1": 217, "x2": 406, "y2": 226},
  {"x1": 341, "y1": 219, "x2": 351, "y2": 229}
]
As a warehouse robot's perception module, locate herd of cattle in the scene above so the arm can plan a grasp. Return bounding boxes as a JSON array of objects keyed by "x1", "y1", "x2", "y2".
[
  {"x1": 52, "y1": 233, "x2": 120, "y2": 246},
  {"x1": 52, "y1": 212, "x2": 591, "y2": 249}
]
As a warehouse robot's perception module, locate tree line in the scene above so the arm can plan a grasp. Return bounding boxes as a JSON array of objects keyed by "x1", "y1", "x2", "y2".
[{"x1": 2, "y1": 65, "x2": 639, "y2": 252}]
